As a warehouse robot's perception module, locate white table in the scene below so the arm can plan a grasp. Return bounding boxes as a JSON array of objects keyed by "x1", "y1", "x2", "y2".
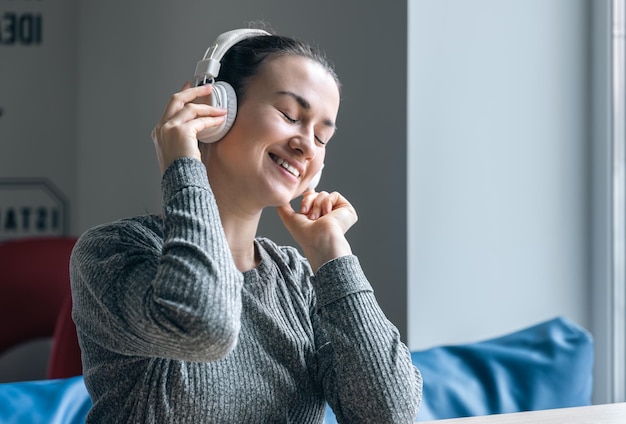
[{"x1": 420, "y1": 402, "x2": 626, "y2": 423}]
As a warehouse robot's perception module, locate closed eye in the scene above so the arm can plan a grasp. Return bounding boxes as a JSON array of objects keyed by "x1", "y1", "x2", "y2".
[
  {"x1": 281, "y1": 111, "x2": 298, "y2": 124},
  {"x1": 282, "y1": 111, "x2": 326, "y2": 146}
]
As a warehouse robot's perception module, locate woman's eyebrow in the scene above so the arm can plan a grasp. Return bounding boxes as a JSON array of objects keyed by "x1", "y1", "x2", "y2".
[{"x1": 276, "y1": 90, "x2": 337, "y2": 129}]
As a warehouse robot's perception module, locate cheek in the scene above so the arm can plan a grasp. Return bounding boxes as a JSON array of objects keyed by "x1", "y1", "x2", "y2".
[
  {"x1": 315, "y1": 148, "x2": 326, "y2": 165},
  {"x1": 239, "y1": 113, "x2": 290, "y2": 143}
]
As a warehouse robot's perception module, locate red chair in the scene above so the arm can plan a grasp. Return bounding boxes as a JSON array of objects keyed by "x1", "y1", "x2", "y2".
[{"x1": 0, "y1": 237, "x2": 82, "y2": 379}]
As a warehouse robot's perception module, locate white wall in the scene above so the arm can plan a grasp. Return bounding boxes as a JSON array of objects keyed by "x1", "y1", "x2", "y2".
[{"x1": 408, "y1": 0, "x2": 591, "y2": 348}]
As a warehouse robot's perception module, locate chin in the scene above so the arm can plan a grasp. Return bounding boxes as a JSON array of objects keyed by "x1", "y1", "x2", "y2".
[
  {"x1": 266, "y1": 189, "x2": 300, "y2": 208},
  {"x1": 261, "y1": 180, "x2": 302, "y2": 206},
  {"x1": 259, "y1": 190, "x2": 286, "y2": 206}
]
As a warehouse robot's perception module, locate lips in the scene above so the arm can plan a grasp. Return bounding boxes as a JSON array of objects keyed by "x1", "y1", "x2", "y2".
[{"x1": 269, "y1": 153, "x2": 300, "y2": 178}]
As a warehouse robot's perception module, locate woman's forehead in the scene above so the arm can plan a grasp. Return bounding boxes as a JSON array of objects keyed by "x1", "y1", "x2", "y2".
[
  {"x1": 256, "y1": 56, "x2": 340, "y2": 105},
  {"x1": 258, "y1": 55, "x2": 338, "y2": 89}
]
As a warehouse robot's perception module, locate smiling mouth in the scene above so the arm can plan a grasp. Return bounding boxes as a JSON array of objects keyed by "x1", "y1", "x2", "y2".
[{"x1": 269, "y1": 153, "x2": 300, "y2": 178}]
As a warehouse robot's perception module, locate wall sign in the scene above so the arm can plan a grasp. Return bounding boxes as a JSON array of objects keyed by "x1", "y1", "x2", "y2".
[
  {"x1": 1, "y1": 0, "x2": 43, "y2": 46},
  {"x1": 0, "y1": 0, "x2": 46, "y2": 121},
  {"x1": 1, "y1": 0, "x2": 75, "y2": 243},
  {"x1": 1, "y1": 11, "x2": 42, "y2": 45},
  {"x1": 0, "y1": 178, "x2": 68, "y2": 241}
]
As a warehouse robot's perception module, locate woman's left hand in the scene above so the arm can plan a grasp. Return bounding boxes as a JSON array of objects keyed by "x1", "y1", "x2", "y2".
[{"x1": 276, "y1": 190, "x2": 357, "y2": 272}]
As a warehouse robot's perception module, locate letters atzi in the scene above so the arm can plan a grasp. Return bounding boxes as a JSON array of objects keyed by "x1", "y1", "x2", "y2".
[{"x1": 0, "y1": 206, "x2": 60, "y2": 233}]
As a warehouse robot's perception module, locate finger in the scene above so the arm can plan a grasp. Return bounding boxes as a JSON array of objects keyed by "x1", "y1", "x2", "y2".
[
  {"x1": 299, "y1": 190, "x2": 317, "y2": 214},
  {"x1": 159, "y1": 84, "x2": 215, "y2": 122},
  {"x1": 163, "y1": 102, "x2": 226, "y2": 130},
  {"x1": 154, "y1": 102, "x2": 226, "y2": 143},
  {"x1": 307, "y1": 191, "x2": 330, "y2": 219},
  {"x1": 159, "y1": 116, "x2": 227, "y2": 147},
  {"x1": 321, "y1": 192, "x2": 339, "y2": 216}
]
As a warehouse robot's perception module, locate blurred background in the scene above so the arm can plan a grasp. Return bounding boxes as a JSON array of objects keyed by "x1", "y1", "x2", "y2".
[{"x1": 0, "y1": 0, "x2": 621, "y2": 406}]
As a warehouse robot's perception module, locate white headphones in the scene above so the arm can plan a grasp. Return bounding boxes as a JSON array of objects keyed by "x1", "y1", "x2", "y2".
[
  {"x1": 193, "y1": 28, "x2": 323, "y2": 190},
  {"x1": 193, "y1": 28, "x2": 270, "y2": 143}
]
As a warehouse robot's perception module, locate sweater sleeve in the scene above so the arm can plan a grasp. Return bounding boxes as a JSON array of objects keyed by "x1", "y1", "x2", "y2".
[
  {"x1": 311, "y1": 256, "x2": 422, "y2": 424},
  {"x1": 70, "y1": 157, "x2": 243, "y2": 362}
]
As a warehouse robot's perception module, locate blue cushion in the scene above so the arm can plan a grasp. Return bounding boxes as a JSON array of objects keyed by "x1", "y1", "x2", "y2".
[
  {"x1": 325, "y1": 316, "x2": 593, "y2": 423},
  {"x1": 0, "y1": 375, "x2": 91, "y2": 424}
]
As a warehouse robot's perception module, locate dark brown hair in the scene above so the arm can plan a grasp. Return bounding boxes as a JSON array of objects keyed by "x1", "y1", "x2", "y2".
[{"x1": 217, "y1": 33, "x2": 341, "y2": 104}]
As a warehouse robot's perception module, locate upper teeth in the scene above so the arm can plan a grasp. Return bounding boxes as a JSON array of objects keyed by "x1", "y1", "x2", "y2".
[{"x1": 272, "y1": 155, "x2": 300, "y2": 177}]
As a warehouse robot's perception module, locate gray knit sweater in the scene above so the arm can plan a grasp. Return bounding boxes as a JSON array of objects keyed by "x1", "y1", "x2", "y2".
[{"x1": 70, "y1": 158, "x2": 422, "y2": 423}]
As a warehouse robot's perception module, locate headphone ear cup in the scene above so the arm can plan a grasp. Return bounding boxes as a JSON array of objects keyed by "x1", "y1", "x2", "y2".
[
  {"x1": 307, "y1": 164, "x2": 324, "y2": 191},
  {"x1": 197, "y1": 82, "x2": 237, "y2": 143}
]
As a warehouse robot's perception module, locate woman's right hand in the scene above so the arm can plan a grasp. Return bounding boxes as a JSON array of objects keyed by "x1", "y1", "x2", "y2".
[{"x1": 151, "y1": 83, "x2": 227, "y2": 174}]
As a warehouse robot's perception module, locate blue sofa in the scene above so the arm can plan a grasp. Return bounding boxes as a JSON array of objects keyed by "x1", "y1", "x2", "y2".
[
  {"x1": 325, "y1": 316, "x2": 593, "y2": 423},
  {"x1": 0, "y1": 316, "x2": 593, "y2": 423}
]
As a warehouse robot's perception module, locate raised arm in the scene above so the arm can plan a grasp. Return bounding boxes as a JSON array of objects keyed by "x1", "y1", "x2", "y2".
[
  {"x1": 277, "y1": 191, "x2": 422, "y2": 422},
  {"x1": 71, "y1": 157, "x2": 243, "y2": 362}
]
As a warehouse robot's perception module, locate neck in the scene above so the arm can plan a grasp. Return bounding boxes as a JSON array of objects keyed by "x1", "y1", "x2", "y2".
[
  {"x1": 203, "y1": 153, "x2": 265, "y2": 272},
  {"x1": 215, "y1": 194, "x2": 263, "y2": 273},
  {"x1": 223, "y1": 219, "x2": 260, "y2": 272}
]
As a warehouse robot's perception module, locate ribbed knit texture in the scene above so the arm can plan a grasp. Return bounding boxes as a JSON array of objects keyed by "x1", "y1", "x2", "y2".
[{"x1": 70, "y1": 157, "x2": 422, "y2": 423}]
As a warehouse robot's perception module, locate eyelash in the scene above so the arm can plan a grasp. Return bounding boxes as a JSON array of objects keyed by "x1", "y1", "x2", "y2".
[{"x1": 281, "y1": 112, "x2": 326, "y2": 146}]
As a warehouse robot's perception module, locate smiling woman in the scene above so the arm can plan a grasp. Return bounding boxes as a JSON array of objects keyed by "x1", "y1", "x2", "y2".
[
  {"x1": 69, "y1": 26, "x2": 422, "y2": 423},
  {"x1": 204, "y1": 53, "x2": 339, "y2": 214}
]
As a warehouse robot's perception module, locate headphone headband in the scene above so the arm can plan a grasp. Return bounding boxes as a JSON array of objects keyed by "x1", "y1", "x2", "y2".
[
  {"x1": 193, "y1": 28, "x2": 270, "y2": 86},
  {"x1": 192, "y1": 28, "x2": 325, "y2": 189}
]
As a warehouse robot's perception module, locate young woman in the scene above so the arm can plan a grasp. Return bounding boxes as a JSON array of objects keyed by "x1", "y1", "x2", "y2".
[{"x1": 70, "y1": 27, "x2": 422, "y2": 423}]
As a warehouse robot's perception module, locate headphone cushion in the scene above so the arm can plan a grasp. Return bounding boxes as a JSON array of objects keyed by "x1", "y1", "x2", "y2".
[
  {"x1": 307, "y1": 164, "x2": 324, "y2": 191},
  {"x1": 197, "y1": 82, "x2": 237, "y2": 143}
]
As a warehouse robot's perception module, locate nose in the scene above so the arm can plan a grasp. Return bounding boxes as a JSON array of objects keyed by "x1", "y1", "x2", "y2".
[{"x1": 288, "y1": 125, "x2": 315, "y2": 158}]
